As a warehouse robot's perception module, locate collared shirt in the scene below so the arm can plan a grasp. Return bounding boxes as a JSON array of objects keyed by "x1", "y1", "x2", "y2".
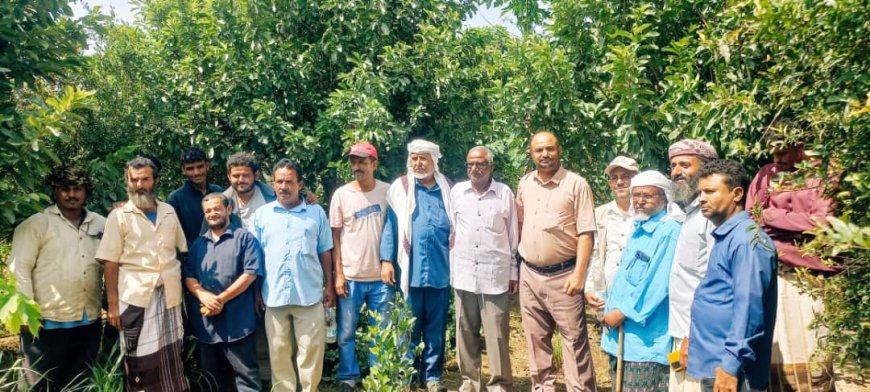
[
  {"x1": 668, "y1": 197, "x2": 716, "y2": 339},
  {"x1": 745, "y1": 163, "x2": 833, "y2": 271},
  {"x1": 450, "y1": 179, "x2": 519, "y2": 295},
  {"x1": 9, "y1": 205, "x2": 105, "y2": 323},
  {"x1": 380, "y1": 179, "x2": 451, "y2": 288},
  {"x1": 601, "y1": 209, "x2": 681, "y2": 364},
  {"x1": 168, "y1": 180, "x2": 223, "y2": 244},
  {"x1": 329, "y1": 180, "x2": 389, "y2": 282},
  {"x1": 688, "y1": 211, "x2": 777, "y2": 389},
  {"x1": 96, "y1": 201, "x2": 188, "y2": 308},
  {"x1": 586, "y1": 200, "x2": 633, "y2": 293},
  {"x1": 516, "y1": 166, "x2": 596, "y2": 265},
  {"x1": 252, "y1": 200, "x2": 333, "y2": 307},
  {"x1": 223, "y1": 181, "x2": 277, "y2": 230},
  {"x1": 183, "y1": 224, "x2": 262, "y2": 343}
]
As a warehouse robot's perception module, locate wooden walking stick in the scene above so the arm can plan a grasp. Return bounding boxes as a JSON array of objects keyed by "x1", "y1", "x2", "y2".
[{"x1": 615, "y1": 325, "x2": 625, "y2": 392}]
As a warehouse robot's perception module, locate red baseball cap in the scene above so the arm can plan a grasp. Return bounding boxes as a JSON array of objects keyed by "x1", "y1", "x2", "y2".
[{"x1": 348, "y1": 142, "x2": 378, "y2": 160}]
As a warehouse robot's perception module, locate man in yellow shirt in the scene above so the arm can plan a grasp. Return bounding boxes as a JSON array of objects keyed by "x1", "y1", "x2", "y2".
[
  {"x1": 10, "y1": 165, "x2": 105, "y2": 391},
  {"x1": 96, "y1": 156, "x2": 189, "y2": 392}
]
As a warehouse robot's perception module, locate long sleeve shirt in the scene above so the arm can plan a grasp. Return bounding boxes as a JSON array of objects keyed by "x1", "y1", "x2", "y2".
[
  {"x1": 449, "y1": 180, "x2": 518, "y2": 295},
  {"x1": 688, "y1": 211, "x2": 777, "y2": 389},
  {"x1": 745, "y1": 163, "x2": 833, "y2": 271},
  {"x1": 668, "y1": 198, "x2": 716, "y2": 339},
  {"x1": 9, "y1": 206, "x2": 106, "y2": 324},
  {"x1": 380, "y1": 180, "x2": 450, "y2": 289},
  {"x1": 585, "y1": 200, "x2": 633, "y2": 294},
  {"x1": 601, "y1": 209, "x2": 681, "y2": 364}
]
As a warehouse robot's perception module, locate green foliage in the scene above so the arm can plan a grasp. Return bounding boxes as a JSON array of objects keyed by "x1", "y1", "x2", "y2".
[
  {"x1": 361, "y1": 294, "x2": 421, "y2": 391},
  {"x1": 81, "y1": 342, "x2": 125, "y2": 392}
]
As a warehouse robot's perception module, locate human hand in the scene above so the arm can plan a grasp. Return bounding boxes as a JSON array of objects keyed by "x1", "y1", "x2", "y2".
[
  {"x1": 508, "y1": 280, "x2": 519, "y2": 295},
  {"x1": 681, "y1": 337, "x2": 690, "y2": 370},
  {"x1": 585, "y1": 291, "x2": 605, "y2": 310},
  {"x1": 713, "y1": 367, "x2": 738, "y2": 392},
  {"x1": 323, "y1": 286, "x2": 337, "y2": 307},
  {"x1": 107, "y1": 302, "x2": 122, "y2": 330},
  {"x1": 335, "y1": 274, "x2": 348, "y2": 297},
  {"x1": 602, "y1": 308, "x2": 625, "y2": 328},
  {"x1": 381, "y1": 262, "x2": 395, "y2": 285},
  {"x1": 563, "y1": 272, "x2": 585, "y2": 296}
]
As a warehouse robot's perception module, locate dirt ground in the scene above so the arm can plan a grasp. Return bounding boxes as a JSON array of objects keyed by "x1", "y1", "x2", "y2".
[{"x1": 435, "y1": 297, "x2": 612, "y2": 392}]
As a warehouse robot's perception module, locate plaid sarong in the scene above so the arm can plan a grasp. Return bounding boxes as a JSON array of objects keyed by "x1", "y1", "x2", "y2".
[
  {"x1": 609, "y1": 357, "x2": 669, "y2": 392},
  {"x1": 120, "y1": 285, "x2": 188, "y2": 392}
]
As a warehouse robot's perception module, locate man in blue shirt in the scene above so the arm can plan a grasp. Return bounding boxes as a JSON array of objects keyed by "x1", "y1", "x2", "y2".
[
  {"x1": 168, "y1": 146, "x2": 223, "y2": 244},
  {"x1": 380, "y1": 139, "x2": 453, "y2": 392},
  {"x1": 183, "y1": 193, "x2": 262, "y2": 392},
  {"x1": 252, "y1": 159, "x2": 335, "y2": 392},
  {"x1": 601, "y1": 170, "x2": 683, "y2": 392},
  {"x1": 688, "y1": 159, "x2": 777, "y2": 392}
]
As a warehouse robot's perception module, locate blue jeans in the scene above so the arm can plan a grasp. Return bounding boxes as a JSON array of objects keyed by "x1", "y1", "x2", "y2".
[
  {"x1": 337, "y1": 280, "x2": 394, "y2": 384},
  {"x1": 407, "y1": 286, "x2": 450, "y2": 382}
]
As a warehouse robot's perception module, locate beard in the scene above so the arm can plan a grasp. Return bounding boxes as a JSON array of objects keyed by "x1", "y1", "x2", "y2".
[
  {"x1": 634, "y1": 211, "x2": 651, "y2": 221},
  {"x1": 673, "y1": 175, "x2": 699, "y2": 206},
  {"x1": 412, "y1": 169, "x2": 435, "y2": 180},
  {"x1": 208, "y1": 216, "x2": 228, "y2": 230},
  {"x1": 128, "y1": 186, "x2": 157, "y2": 210}
]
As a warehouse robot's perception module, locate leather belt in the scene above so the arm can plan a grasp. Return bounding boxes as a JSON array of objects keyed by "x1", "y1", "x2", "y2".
[{"x1": 523, "y1": 257, "x2": 576, "y2": 275}]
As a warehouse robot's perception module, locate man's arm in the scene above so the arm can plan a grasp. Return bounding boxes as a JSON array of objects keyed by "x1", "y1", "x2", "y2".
[
  {"x1": 506, "y1": 188, "x2": 520, "y2": 294},
  {"x1": 718, "y1": 238, "x2": 776, "y2": 383},
  {"x1": 9, "y1": 217, "x2": 41, "y2": 300},
  {"x1": 379, "y1": 207, "x2": 398, "y2": 285},
  {"x1": 564, "y1": 231, "x2": 593, "y2": 296},
  {"x1": 605, "y1": 233, "x2": 679, "y2": 326},
  {"x1": 184, "y1": 277, "x2": 223, "y2": 316},
  {"x1": 103, "y1": 260, "x2": 121, "y2": 330},
  {"x1": 319, "y1": 250, "x2": 336, "y2": 307},
  {"x1": 331, "y1": 228, "x2": 347, "y2": 297}
]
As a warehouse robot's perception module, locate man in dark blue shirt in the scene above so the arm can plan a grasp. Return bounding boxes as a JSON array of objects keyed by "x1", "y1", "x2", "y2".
[
  {"x1": 688, "y1": 159, "x2": 777, "y2": 392},
  {"x1": 168, "y1": 147, "x2": 223, "y2": 244},
  {"x1": 183, "y1": 192, "x2": 263, "y2": 392}
]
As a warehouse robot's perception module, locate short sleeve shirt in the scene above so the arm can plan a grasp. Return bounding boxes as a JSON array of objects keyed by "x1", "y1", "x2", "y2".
[
  {"x1": 328, "y1": 180, "x2": 389, "y2": 282},
  {"x1": 517, "y1": 167, "x2": 596, "y2": 265},
  {"x1": 95, "y1": 201, "x2": 188, "y2": 308}
]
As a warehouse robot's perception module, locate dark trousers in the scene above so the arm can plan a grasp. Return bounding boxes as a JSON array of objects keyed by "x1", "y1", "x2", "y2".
[
  {"x1": 407, "y1": 286, "x2": 451, "y2": 383},
  {"x1": 198, "y1": 333, "x2": 261, "y2": 392},
  {"x1": 20, "y1": 321, "x2": 102, "y2": 392}
]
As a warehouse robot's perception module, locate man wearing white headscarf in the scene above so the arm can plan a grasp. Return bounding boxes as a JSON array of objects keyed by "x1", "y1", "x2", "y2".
[
  {"x1": 380, "y1": 139, "x2": 453, "y2": 392},
  {"x1": 600, "y1": 170, "x2": 683, "y2": 392}
]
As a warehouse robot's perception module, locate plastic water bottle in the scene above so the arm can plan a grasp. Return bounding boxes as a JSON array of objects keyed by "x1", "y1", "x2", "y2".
[{"x1": 325, "y1": 307, "x2": 337, "y2": 344}]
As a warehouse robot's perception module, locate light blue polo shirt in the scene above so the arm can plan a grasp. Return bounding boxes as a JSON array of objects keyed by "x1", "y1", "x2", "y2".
[{"x1": 252, "y1": 200, "x2": 333, "y2": 307}]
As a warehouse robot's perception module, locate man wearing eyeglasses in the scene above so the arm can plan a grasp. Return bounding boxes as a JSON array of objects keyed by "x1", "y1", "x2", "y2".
[
  {"x1": 585, "y1": 155, "x2": 639, "y2": 311},
  {"x1": 450, "y1": 146, "x2": 518, "y2": 392}
]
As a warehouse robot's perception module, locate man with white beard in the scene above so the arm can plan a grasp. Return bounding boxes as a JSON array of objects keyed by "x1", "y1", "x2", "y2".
[
  {"x1": 665, "y1": 139, "x2": 719, "y2": 392},
  {"x1": 97, "y1": 156, "x2": 190, "y2": 392},
  {"x1": 380, "y1": 139, "x2": 453, "y2": 392}
]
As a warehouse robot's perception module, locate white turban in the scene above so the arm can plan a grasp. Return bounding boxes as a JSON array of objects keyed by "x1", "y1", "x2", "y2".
[
  {"x1": 629, "y1": 170, "x2": 685, "y2": 222},
  {"x1": 407, "y1": 139, "x2": 442, "y2": 172}
]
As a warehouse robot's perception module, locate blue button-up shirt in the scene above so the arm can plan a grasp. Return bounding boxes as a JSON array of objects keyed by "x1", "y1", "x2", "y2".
[
  {"x1": 601, "y1": 209, "x2": 681, "y2": 364},
  {"x1": 688, "y1": 211, "x2": 777, "y2": 389},
  {"x1": 380, "y1": 180, "x2": 450, "y2": 289},
  {"x1": 168, "y1": 180, "x2": 223, "y2": 244},
  {"x1": 182, "y1": 224, "x2": 262, "y2": 343},
  {"x1": 252, "y1": 201, "x2": 333, "y2": 307}
]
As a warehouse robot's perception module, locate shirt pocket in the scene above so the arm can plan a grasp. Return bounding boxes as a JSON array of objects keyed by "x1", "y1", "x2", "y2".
[
  {"x1": 625, "y1": 250, "x2": 651, "y2": 286},
  {"x1": 484, "y1": 205, "x2": 507, "y2": 234}
]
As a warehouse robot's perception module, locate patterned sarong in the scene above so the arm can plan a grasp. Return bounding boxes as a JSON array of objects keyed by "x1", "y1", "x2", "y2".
[
  {"x1": 609, "y1": 357, "x2": 669, "y2": 392},
  {"x1": 120, "y1": 285, "x2": 188, "y2": 392}
]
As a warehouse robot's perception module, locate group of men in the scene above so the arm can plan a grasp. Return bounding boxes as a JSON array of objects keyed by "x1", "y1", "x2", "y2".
[{"x1": 9, "y1": 128, "x2": 834, "y2": 392}]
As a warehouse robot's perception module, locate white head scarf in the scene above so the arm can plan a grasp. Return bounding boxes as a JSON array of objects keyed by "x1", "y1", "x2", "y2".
[
  {"x1": 629, "y1": 170, "x2": 685, "y2": 223},
  {"x1": 407, "y1": 139, "x2": 442, "y2": 173}
]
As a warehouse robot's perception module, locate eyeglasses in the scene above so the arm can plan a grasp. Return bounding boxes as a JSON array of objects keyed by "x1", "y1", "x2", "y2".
[
  {"x1": 465, "y1": 162, "x2": 490, "y2": 168},
  {"x1": 631, "y1": 192, "x2": 662, "y2": 202},
  {"x1": 608, "y1": 174, "x2": 634, "y2": 182}
]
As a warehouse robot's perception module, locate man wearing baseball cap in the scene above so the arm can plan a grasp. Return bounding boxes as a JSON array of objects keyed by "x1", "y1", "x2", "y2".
[
  {"x1": 585, "y1": 155, "x2": 639, "y2": 309},
  {"x1": 328, "y1": 142, "x2": 393, "y2": 391},
  {"x1": 666, "y1": 138, "x2": 719, "y2": 392}
]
